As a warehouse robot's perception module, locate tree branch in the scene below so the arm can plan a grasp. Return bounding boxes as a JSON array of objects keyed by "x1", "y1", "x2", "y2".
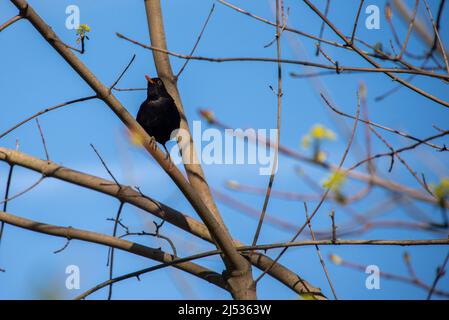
[
  {"x1": 0, "y1": 209, "x2": 227, "y2": 291},
  {"x1": 9, "y1": 0, "x2": 249, "y2": 294},
  {"x1": 0, "y1": 147, "x2": 324, "y2": 298},
  {"x1": 115, "y1": 33, "x2": 449, "y2": 81},
  {"x1": 302, "y1": 0, "x2": 449, "y2": 108},
  {"x1": 143, "y1": 0, "x2": 255, "y2": 299}
]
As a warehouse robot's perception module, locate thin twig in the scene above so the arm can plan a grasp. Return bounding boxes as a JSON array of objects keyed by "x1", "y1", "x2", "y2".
[
  {"x1": 302, "y1": 0, "x2": 449, "y2": 108},
  {"x1": 142, "y1": 2, "x2": 249, "y2": 292},
  {"x1": 109, "y1": 54, "x2": 137, "y2": 92},
  {"x1": 199, "y1": 110, "x2": 444, "y2": 207},
  {"x1": 0, "y1": 176, "x2": 45, "y2": 206},
  {"x1": 0, "y1": 165, "x2": 15, "y2": 244},
  {"x1": 35, "y1": 118, "x2": 50, "y2": 161},
  {"x1": 430, "y1": 0, "x2": 446, "y2": 53},
  {"x1": 330, "y1": 209, "x2": 337, "y2": 243},
  {"x1": 0, "y1": 95, "x2": 97, "y2": 140},
  {"x1": 53, "y1": 237, "x2": 71, "y2": 254},
  {"x1": 119, "y1": 221, "x2": 178, "y2": 257},
  {"x1": 304, "y1": 203, "x2": 338, "y2": 299},
  {"x1": 315, "y1": 0, "x2": 330, "y2": 55},
  {"x1": 113, "y1": 87, "x2": 146, "y2": 92},
  {"x1": 369, "y1": 126, "x2": 434, "y2": 197},
  {"x1": 0, "y1": 146, "x2": 318, "y2": 297},
  {"x1": 90, "y1": 144, "x2": 120, "y2": 186},
  {"x1": 392, "y1": 0, "x2": 448, "y2": 59},
  {"x1": 251, "y1": 0, "x2": 283, "y2": 249},
  {"x1": 107, "y1": 202, "x2": 125, "y2": 300},
  {"x1": 350, "y1": 0, "x2": 365, "y2": 44},
  {"x1": 115, "y1": 32, "x2": 449, "y2": 81},
  {"x1": 321, "y1": 93, "x2": 444, "y2": 150},
  {"x1": 218, "y1": 0, "x2": 356, "y2": 52},
  {"x1": 255, "y1": 91, "x2": 361, "y2": 284},
  {"x1": 219, "y1": 0, "x2": 442, "y2": 67},
  {"x1": 0, "y1": 14, "x2": 22, "y2": 32},
  {"x1": 427, "y1": 250, "x2": 449, "y2": 299},
  {"x1": 176, "y1": 4, "x2": 215, "y2": 78},
  {"x1": 0, "y1": 208, "x2": 226, "y2": 296},
  {"x1": 403, "y1": 251, "x2": 418, "y2": 279},
  {"x1": 75, "y1": 237, "x2": 449, "y2": 300},
  {"x1": 397, "y1": 0, "x2": 420, "y2": 60},
  {"x1": 332, "y1": 253, "x2": 449, "y2": 298},
  {"x1": 349, "y1": 129, "x2": 449, "y2": 172},
  {"x1": 423, "y1": 0, "x2": 449, "y2": 74},
  {"x1": 213, "y1": 188, "x2": 297, "y2": 233}
]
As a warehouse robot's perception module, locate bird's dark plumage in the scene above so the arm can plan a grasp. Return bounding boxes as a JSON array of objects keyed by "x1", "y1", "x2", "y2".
[{"x1": 137, "y1": 75, "x2": 181, "y2": 146}]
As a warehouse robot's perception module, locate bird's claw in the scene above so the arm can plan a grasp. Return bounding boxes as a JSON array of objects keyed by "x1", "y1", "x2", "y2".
[{"x1": 149, "y1": 136, "x2": 157, "y2": 150}]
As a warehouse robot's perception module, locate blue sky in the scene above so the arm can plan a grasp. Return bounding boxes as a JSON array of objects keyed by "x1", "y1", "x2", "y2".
[{"x1": 1, "y1": 0, "x2": 449, "y2": 299}]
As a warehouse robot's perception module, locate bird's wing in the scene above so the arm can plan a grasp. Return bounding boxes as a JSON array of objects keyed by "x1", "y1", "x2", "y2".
[{"x1": 137, "y1": 107, "x2": 159, "y2": 127}]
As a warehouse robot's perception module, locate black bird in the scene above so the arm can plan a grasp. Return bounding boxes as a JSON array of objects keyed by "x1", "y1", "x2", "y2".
[{"x1": 137, "y1": 75, "x2": 181, "y2": 153}]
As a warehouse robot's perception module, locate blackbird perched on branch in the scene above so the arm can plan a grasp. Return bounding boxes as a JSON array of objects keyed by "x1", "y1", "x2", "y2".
[{"x1": 137, "y1": 75, "x2": 181, "y2": 153}]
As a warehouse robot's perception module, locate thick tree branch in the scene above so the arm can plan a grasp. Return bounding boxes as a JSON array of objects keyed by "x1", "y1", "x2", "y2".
[
  {"x1": 9, "y1": 0, "x2": 250, "y2": 293},
  {"x1": 0, "y1": 147, "x2": 325, "y2": 299},
  {"x1": 76, "y1": 237, "x2": 449, "y2": 300},
  {"x1": 0, "y1": 209, "x2": 227, "y2": 291},
  {"x1": 143, "y1": 0, "x2": 225, "y2": 226},
  {"x1": 143, "y1": 0, "x2": 255, "y2": 299}
]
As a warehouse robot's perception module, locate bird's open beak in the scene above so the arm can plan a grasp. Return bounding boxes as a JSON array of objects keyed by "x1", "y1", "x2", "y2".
[{"x1": 145, "y1": 74, "x2": 155, "y2": 84}]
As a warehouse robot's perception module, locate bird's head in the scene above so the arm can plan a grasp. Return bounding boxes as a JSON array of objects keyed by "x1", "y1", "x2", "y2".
[{"x1": 145, "y1": 75, "x2": 168, "y2": 99}]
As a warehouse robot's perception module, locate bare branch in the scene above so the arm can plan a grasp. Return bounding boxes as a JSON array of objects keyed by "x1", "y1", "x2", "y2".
[
  {"x1": 9, "y1": 0, "x2": 248, "y2": 286},
  {"x1": 115, "y1": 33, "x2": 449, "y2": 81},
  {"x1": 0, "y1": 209, "x2": 227, "y2": 292},
  {"x1": 76, "y1": 238, "x2": 449, "y2": 300},
  {"x1": 423, "y1": 0, "x2": 449, "y2": 74},
  {"x1": 304, "y1": 203, "x2": 338, "y2": 299},
  {"x1": 143, "y1": 0, "x2": 254, "y2": 298},
  {"x1": 427, "y1": 251, "x2": 449, "y2": 299},
  {"x1": 109, "y1": 54, "x2": 137, "y2": 92},
  {"x1": 0, "y1": 14, "x2": 22, "y2": 32},
  {"x1": 35, "y1": 118, "x2": 50, "y2": 161},
  {"x1": 321, "y1": 93, "x2": 445, "y2": 150},
  {"x1": 350, "y1": 0, "x2": 365, "y2": 44},
  {"x1": 303, "y1": 0, "x2": 449, "y2": 108},
  {"x1": 251, "y1": 0, "x2": 283, "y2": 250},
  {"x1": 176, "y1": 4, "x2": 215, "y2": 78},
  {"x1": 255, "y1": 90, "x2": 361, "y2": 284},
  {"x1": 106, "y1": 202, "x2": 125, "y2": 300},
  {"x1": 0, "y1": 147, "x2": 323, "y2": 297},
  {"x1": 0, "y1": 95, "x2": 97, "y2": 140}
]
